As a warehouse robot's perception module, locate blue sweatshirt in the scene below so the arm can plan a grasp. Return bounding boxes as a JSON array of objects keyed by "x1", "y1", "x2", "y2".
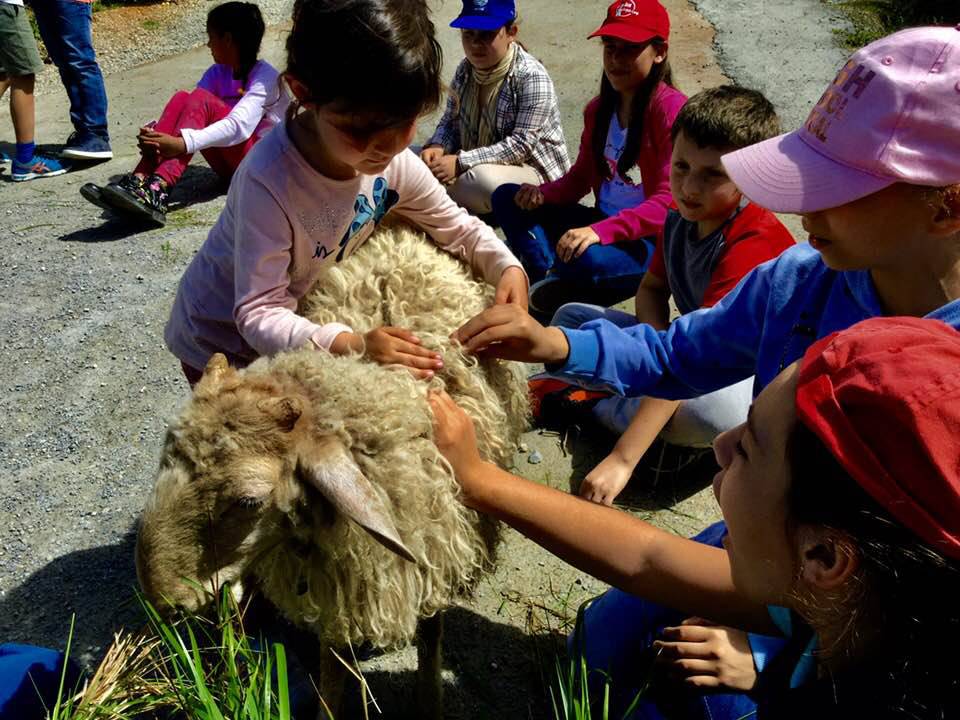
[{"x1": 556, "y1": 243, "x2": 960, "y2": 399}]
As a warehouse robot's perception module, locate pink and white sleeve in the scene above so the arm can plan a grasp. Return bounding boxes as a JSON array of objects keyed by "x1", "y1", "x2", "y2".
[{"x1": 231, "y1": 174, "x2": 353, "y2": 355}]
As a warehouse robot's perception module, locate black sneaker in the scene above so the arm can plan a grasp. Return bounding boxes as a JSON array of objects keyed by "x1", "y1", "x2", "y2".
[
  {"x1": 101, "y1": 173, "x2": 168, "y2": 225},
  {"x1": 61, "y1": 131, "x2": 113, "y2": 161},
  {"x1": 79, "y1": 182, "x2": 113, "y2": 212},
  {"x1": 528, "y1": 274, "x2": 578, "y2": 322}
]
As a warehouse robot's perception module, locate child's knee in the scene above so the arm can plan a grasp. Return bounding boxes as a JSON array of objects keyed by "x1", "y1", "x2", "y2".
[{"x1": 491, "y1": 182, "x2": 521, "y2": 214}]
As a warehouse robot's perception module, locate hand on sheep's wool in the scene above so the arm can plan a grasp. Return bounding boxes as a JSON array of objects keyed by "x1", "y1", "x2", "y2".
[
  {"x1": 362, "y1": 327, "x2": 444, "y2": 380},
  {"x1": 556, "y1": 226, "x2": 601, "y2": 263},
  {"x1": 495, "y1": 266, "x2": 529, "y2": 311},
  {"x1": 428, "y1": 390, "x2": 485, "y2": 499},
  {"x1": 652, "y1": 618, "x2": 758, "y2": 692},
  {"x1": 514, "y1": 183, "x2": 545, "y2": 210},
  {"x1": 452, "y1": 304, "x2": 569, "y2": 363}
]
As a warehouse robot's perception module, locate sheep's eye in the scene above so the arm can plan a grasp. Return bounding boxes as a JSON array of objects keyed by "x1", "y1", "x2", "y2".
[{"x1": 235, "y1": 496, "x2": 265, "y2": 510}]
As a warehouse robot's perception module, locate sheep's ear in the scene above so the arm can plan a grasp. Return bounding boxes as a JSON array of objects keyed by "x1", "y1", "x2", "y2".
[
  {"x1": 298, "y1": 436, "x2": 417, "y2": 564},
  {"x1": 257, "y1": 396, "x2": 303, "y2": 432},
  {"x1": 195, "y1": 354, "x2": 233, "y2": 396}
]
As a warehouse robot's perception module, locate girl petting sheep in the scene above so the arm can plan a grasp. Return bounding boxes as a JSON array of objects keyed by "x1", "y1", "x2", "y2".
[
  {"x1": 492, "y1": 0, "x2": 685, "y2": 316},
  {"x1": 430, "y1": 315, "x2": 960, "y2": 717},
  {"x1": 420, "y1": 0, "x2": 570, "y2": 214},
  {"x1": 164, "y1": 0, "x2": 528, "y2": 386},
  {"x1": 80, "y1": 2, "x2": 288, "y2": 226}
]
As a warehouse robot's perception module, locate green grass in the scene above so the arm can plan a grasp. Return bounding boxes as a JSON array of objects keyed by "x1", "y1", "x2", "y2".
[
  {"x1": 46, "y1": 587, "x2": 299, "y2": 720},
  {"x1": 828, "y1": 0, "x2": 960, "y2": 47}
]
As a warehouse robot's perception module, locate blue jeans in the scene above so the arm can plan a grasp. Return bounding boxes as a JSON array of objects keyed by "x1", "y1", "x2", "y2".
[
  {"x1": 491, "y1": 184, "x2": 653, "y2": 303},
  {"x1": 30, "y1": 0, "x2": 109, "y2": 142},
  {"x1": 574, "y1": 521, "x2": 774, "y2": 719}
]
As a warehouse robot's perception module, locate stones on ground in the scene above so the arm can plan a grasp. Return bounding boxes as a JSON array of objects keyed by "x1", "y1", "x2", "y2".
[{"x1": 527, "y1": 449, "x2": 543, "y2": 464}]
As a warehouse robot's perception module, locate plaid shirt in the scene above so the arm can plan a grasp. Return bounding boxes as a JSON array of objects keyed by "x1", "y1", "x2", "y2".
[{"x1": 428, "y1": 46, "x2": 570, "y2": 183}]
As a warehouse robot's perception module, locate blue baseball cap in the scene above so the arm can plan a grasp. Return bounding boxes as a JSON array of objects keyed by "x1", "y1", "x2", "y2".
[{"x1": 450, "y1": 0, "x2": 516, "y2": 30}]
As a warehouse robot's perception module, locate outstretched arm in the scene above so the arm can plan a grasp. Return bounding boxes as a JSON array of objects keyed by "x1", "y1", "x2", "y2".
[{"x1": 428, "y1": 390, "x2": 775, "y2": 634}]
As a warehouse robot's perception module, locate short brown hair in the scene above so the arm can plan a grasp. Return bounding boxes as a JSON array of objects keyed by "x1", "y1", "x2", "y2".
[{"x1": 671, "y1": 85, "x2": 779, "y2": 151}]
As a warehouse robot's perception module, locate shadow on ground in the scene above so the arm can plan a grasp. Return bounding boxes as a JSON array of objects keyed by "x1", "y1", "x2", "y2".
[
  {"x1": 0, "y1": 528, "x2": 142, "y2": 665},
  {"x1": 59, "y1": 165, "x2": 226, "y2": 243}
]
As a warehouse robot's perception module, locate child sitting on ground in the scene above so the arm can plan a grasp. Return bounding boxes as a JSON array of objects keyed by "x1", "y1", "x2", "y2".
[
  {"x1": 420, "y1": 0, "x2": 569, "y2": 215},
  {"x1": 80, "y1": 2, "x2": 288, "y2": 225},
  {"x1": 164, "y1": 0, "x2": 527, "y2": 387},
  {"x1": 546, "y1": 85, "x2": 795, "y2": 506},
  {"x1": 491, "y1": 0, "x2": 686, "y2": 316},
  {"x1": 431, "y1": 315, "x2": 960, "y2": 718}
]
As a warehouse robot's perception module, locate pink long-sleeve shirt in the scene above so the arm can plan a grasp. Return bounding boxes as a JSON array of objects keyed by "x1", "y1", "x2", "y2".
[
  {"x1": 539, "y1": 83, "x2": 687, "y2": 245},
  {"x1": 165, "y1": 123, "x2": 524, "y2": 371}
]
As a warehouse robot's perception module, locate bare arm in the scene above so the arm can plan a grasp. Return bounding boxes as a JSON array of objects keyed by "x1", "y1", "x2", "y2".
[
  {"x1": 429, "y1": 391, "x2": 776, "y2": 633},
  {"x1": 635, "y1": 272, "x2": 671, "y2": 330}
]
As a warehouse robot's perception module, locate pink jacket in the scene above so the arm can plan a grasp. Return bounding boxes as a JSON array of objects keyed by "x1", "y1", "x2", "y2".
[{"x1": 539, "y1": 82, "x2": 686, "y2": 245}]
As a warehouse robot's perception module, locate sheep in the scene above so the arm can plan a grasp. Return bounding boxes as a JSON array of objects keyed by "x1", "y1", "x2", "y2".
[{"x1": 135, "y1": 225, "x2": 529, "y2": 718}]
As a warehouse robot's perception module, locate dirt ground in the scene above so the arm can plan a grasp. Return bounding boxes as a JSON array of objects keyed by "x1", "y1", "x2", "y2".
[{"x1": 0, "y1": 1, "x2": 830, "y2": 716}]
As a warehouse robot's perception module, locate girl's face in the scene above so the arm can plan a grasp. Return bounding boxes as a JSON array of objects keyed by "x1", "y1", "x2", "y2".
[
  {"x1": 712, "y1": 363, "x2": 800, "y2": 604},
  {"x1": 312, "y1": 107, "x2": 417, "y2": 176},
  {"x1": 206, "y1": 30, "x2": 238, "y2": 67},
  {"x1": 460, "y1": 25, "x2": 517, "y2": 71},
  {"x1": 601, "y1": 37, "x2": 665, "y2": 94},
  {"x1": 800, "y1": 183, "x2": 933, "y2": 271}
]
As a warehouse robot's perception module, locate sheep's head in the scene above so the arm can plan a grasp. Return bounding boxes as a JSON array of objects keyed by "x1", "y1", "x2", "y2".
[{"x1": 136, "y1": 354, "x2": 415, "y2": 613}]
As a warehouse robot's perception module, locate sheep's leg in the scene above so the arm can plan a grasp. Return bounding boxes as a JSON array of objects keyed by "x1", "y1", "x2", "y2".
[
  {"x1": 316, "y1": 642, "x2": 348, "y2": 720},
  {"x1": 415, "y1": 613, "x2": 444, "y2": 720}
]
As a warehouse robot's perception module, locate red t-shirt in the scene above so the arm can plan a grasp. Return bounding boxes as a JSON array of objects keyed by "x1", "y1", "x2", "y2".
[{"x1": 647, "y1": 202, "x2": 795, "y2": 310}]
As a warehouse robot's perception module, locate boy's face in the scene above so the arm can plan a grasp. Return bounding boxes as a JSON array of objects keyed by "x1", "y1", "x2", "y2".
[
  {"x1": 669, "y1": 131, "x2": 742, "y2": 226},
  {"x1": 461, "y1": 25, "x2": 517, "y2": 71}
]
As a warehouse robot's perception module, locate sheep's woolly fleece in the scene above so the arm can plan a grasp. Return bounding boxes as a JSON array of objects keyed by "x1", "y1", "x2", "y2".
[{"x1": 148, "y1": 226, "x2": 529, "y2": 649}]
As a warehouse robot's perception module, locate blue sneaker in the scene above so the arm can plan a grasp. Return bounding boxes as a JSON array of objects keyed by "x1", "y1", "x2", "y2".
[
  {"x1": 11, "y1": 154, "x2": 69, "y2": 181},
  {"x1": 0, "y1": 151, "x2": 9, "y2": 168},
  {"x1": 61, "y1": 132, "x2": 113, "y2": 161}
]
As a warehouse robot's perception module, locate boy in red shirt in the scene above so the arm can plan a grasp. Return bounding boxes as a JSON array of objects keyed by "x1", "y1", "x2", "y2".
[{"x1": 546, "y1": 85, "x2": 795, "y2": 505}]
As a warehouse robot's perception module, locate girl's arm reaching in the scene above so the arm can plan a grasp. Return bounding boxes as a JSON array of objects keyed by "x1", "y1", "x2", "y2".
[{"x1": 428, "y1": 390, "x2": 776, "y2": 634}]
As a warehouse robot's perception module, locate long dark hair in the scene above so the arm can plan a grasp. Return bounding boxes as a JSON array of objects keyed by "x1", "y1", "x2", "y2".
[
  {"x1": 286, "y1": 0, "x2": 443, "y2": 136},
  {"x1": 591, "y1": 40, "x2": 674, "y2": 182},
  {"x1": 207, "y1": 2, "x2": 265, "y2": 84},
  {"x1": 786, "y1": 420, "x2": 960, "y2": 717}
]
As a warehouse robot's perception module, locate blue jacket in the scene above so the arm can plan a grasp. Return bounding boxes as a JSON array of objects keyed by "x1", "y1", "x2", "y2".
[{"x1": 556, "y1": 243, "x2": 960, "y2": 399}]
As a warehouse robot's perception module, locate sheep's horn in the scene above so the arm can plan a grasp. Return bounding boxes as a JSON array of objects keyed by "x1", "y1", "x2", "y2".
[{"x1": 299, "y1": 437, "x2": 417, "y2": 564}]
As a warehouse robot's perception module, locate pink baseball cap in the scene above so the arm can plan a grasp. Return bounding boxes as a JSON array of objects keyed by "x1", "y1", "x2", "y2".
[{"x1": 722, "y1": 25, "x2": 960, "y2": 213}]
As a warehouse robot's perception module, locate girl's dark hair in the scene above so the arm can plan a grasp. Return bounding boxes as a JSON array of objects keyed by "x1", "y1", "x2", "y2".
[
  {"x1": 207, "y1": 2, "x2": 266, "y2": 84},
  {"x1": 786, "y1": 420, "x2": 960, "y2": 717},
  {"x1": 286, "y1": 0, "x2": 443, "y2": 135},
  {"x1": 591, "y1": 40, "x2": 674, "y2": 182}
]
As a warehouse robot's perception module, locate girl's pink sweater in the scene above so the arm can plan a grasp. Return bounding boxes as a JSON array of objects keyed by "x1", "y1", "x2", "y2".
[
  {"x1": 165, "y1": 122, "x2": 524, "y2": 371},
  {"x1": 539, "y1": 82, "x2": 687, "y2": 245}
]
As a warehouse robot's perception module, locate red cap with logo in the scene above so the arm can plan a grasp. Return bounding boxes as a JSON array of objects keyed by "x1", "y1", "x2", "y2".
[
  {"x1": 588, "y1": 0, "x2": 670, "y2": 43},
  {"x1": 796, "y1": 316, "x2": 960, "y2": 561}
]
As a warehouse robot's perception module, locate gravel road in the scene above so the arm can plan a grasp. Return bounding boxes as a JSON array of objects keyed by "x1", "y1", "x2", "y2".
[{"x1": 0, "y1": 1, "x2": 849, "y2": 716}]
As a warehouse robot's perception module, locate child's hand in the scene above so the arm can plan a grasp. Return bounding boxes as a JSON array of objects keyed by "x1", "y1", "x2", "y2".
[
  {"x1": 420, "y1": 145, "x2": 443, "y2": 166},
  {"x1": 514, "y1": 183, "x2": 544, "y2": 210},
  {"x1": 579, "y1": 452, "x2": 634, "y2": 505},
  {"x1": 556, "y1": 226, "x2": 600, "y2": 263},
  {"x1": 451, "y1": 304, "x2": 569, "y2": 363},
  {"x1": 138, "y1": 129, "x2": 187, "y2": 159},
  {"x1": 653, "y1": 618, "x2": 757, "y2": 692},
  {"x1": 494, "y1": 266, "x2": 529, "y2": 310},
  {"x1": 364, "y1": 326, "x2": 444, "y2": 380},
  {"x1": 430, "y1": 154, "x2": 459, "y2": 184},
  {"x1": 427, "y1": 390, "x2": 485, "y2": 503}
]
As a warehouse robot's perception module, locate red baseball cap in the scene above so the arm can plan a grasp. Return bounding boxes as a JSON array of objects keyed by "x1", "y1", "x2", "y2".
[
  {"x1": 588, "y1": 0, "x2": 670, "y2": 44},
  {"x1": 796, "y1": 316, "x2": 960, "y2": 561}
]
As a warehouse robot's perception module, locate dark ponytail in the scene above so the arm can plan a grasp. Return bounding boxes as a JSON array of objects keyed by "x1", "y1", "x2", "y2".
[
  {"x1": 786, "y1": 420, "x2": 960, "y2": 717},
  {"x1": 591, "y1": 41, "x2": 673, "y2": 182},
  {"x1": 286, "y1": 0, "x2": 442, "y2": 136},
  {"x1": 206, "y1": 2, "x2": 266, "y2": 85}
]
